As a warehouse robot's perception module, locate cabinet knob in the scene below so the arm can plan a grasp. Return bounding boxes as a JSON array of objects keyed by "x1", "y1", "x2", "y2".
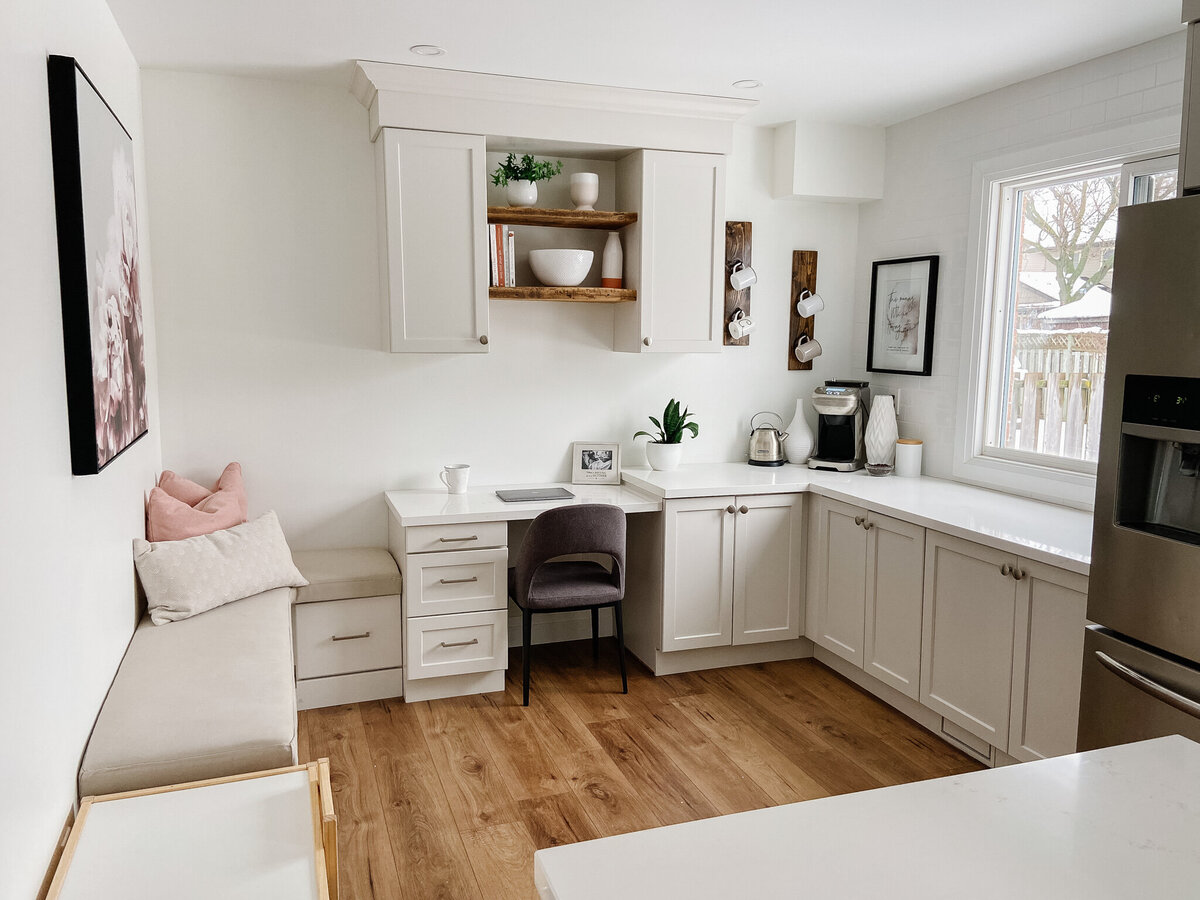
[
  {"x1": 479, "y1": 335, "x2": 489, "y2": 345},
  {"x1": 726, "y1": 505, "x2": 736, "y2": 514},
  {"x1": 1012, "y1": 568, "x2": 1025, "y2": 581},
  {"x1": 643, "y1": 337, "x2": 653, "y2": 347},
  {"x1": 854, "y1": 515, "x2": 865, "y2": 526},
  {"x1": 1000, "y1": 563, "x2": 1011, "y2": 577},
  {"x1": 739, "y1": 505, "x2": 749, "y2": 514},
  {"x1": 864, "y1": 521, "x2": 874, "y2": 530}
]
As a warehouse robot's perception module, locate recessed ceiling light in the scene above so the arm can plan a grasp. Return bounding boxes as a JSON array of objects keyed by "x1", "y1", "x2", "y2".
[
  {"x1": 409, "y1": 44, "x2": 446, "y2": 57},
  {"x1": 732, "y1": 79, "x2": 763, "y2": 90}
]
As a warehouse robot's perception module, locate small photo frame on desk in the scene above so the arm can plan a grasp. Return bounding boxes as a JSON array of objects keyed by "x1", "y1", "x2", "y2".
[{"x1": 571, "y1": 442, "x2": 620, "y2": 484}]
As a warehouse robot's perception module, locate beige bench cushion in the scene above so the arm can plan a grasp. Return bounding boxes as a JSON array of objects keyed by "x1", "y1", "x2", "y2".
[
  {"x1": 78, "y1": 587, "x2": 298, "y2": 797},
  {"x1": 292, "y1": 548, "x2": 400, "y2": 604}
]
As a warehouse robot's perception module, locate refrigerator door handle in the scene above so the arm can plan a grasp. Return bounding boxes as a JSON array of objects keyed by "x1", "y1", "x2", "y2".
[{"x1": 1095, "y1": 650, "x2": 1200, "y2": 720}]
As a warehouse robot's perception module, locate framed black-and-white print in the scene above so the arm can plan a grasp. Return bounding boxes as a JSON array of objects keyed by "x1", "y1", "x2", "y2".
[
  {"x1": 571, "y1": 442, "x2": 620, "y2": 484},
  {"x1": 48, "y1": 55, "x2": 148, "y2": 475},
  {"x1": 867, "y1": 255, "x2": 939, "y2": 377}
]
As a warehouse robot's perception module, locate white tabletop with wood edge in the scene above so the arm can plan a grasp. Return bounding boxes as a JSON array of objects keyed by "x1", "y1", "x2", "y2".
[
  {"x1": 534, "y1": 736, "x2": 1200, "y2": 900},
  {"x1": 47, "y1": 761, "x2": 338, "y2": 900}
]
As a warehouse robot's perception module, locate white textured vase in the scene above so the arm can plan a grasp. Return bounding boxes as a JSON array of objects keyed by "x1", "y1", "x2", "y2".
[
  {"x1": 783, "y1": 399, "x2": 814, "y2": 465},
  {"x1": 646, "y1": 442, "x2": 683, "y2": 471},
  {"x1": 570, "y1": 172, "x2": 599, "y2": 210},
  {"x1": 601, "y1": 231, "x2": 623, "y2": 288},
  {"x1": 506, "y1": 179, "x2": 537, "y2": 207},
  {"x1": 865, "y1": 395, "x2": 899, "y2": 466}
]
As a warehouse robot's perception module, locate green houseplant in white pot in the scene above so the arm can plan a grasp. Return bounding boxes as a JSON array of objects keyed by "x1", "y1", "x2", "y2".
[
  {"x1": 491, "y1": 153, "x2": 563, "y2": 207},
  {"x1": 634, "y1": 399, "x2": 699, "y2": 471}
]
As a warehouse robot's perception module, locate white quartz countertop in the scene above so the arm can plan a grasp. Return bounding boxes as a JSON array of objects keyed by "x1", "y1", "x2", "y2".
[
  {"x1": 534, "y1": 735, "x2": 1200, "y2": 900},
  {"x1": 384, "y1": 482, "x2": 661, "y2": 527},
  {"x1": 621, "y1": 463, "x2": 1093, "y2": 574}
]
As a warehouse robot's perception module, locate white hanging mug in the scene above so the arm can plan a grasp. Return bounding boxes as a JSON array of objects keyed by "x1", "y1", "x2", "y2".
[
  {"x1": 439, "y1": 464, "x2": 471, "y2": 494},
  {"x1": 795, "y1": 289, "x2": 825, "y2": 318},
  {"x1": 729, "y1": 261, "x2": 757, "y2": 292},
  {"x1": 794, "y1": 334, "x2": 823, "y2": 363},
  {"x1": 728, "y1": 308, "x2": 756, "y2": 340}
]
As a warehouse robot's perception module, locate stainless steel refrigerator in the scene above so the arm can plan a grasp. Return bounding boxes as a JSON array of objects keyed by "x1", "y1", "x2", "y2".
[{"x1": 1078, "y1": 193, "x2": 1200, "y2": 749}]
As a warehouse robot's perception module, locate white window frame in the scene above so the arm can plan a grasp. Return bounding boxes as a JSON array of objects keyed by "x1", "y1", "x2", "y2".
[{"x1": 956, "y1": 124, "x2": 1177, "y2": 508}]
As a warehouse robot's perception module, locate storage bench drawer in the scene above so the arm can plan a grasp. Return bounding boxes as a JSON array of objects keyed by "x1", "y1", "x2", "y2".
[
  {"x1": 406, "y1": 609, "x2": 507, "y2": 680},
  {"x1": 405, "y1": 547, "x2": 508, "y2": 616},
  {"x1": 405, "y1": 521, "x2": 506, "y2": 554},
  {"x1": 294, "y1": 594, "x2": 403, "y2": 680}
]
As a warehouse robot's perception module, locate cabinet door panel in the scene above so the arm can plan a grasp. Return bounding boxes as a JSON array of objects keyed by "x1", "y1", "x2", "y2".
[
  {"x1": 864, "y1": 513, "x2": 925, "y2": 699},
  {"x1": 379, "y1": 128, "x2": 488, "y2": 352},
  {"x1": 733, "y1": 494, "x2": 804, "y2": 645},
  {"x1": 814, "y1": 498, "x2": 868, "y2": 666},
  {"x1": 1008, "y1": 560, "x2": 1088, "y2": 761},
  {"x1": 662, "y1": 497, "x2": 735, "y2": 651},
  {"x1": 920, "y1": 532, "x2": 1017, "y2": 749}
]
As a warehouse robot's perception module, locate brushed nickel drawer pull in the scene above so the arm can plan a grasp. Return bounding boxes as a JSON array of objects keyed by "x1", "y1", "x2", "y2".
[
  {"x1": 439, "y1": 638, "x2": 480, "y2": 649},
  {"x1": 439, "y1": 576, "x2": 479, "y2": 585},
  {"x1": 439, "y1": 535, "x2": 478, "y2": 543},
  {"x1": 331, "y1": 631, "x2": 371, "y2": 642}
]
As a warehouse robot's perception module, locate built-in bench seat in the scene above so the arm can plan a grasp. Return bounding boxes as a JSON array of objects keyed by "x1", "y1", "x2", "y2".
[{"x1": 78, "y1": 586, "x2": 298, "y2": 797}]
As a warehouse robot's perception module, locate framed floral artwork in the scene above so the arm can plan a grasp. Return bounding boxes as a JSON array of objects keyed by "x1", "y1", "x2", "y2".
[
  {"x1": 48, "y1": 55, "x2": 148, "y2": 475},
  {"x1": 867, "y1": 255, "x2": 939, "y2": 377}
]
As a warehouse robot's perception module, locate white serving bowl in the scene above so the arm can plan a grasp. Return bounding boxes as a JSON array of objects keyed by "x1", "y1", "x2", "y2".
[{"x1": 529, "y1": 249, "x2": 594, "y2": 287}]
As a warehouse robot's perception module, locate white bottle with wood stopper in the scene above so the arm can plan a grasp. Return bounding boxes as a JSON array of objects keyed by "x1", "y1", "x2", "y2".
[{"x1": 602, "y1": 231, "x2": 623, "y2": 288}]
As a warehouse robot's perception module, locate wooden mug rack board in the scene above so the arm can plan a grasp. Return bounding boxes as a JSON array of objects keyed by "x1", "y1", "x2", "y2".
[
  {"x1": 724, "y1": 221, "x2": 751, "y2": 346},
  {"x1": 789, "y1": 250, "x2": 818, "y2": 370},
  {"x1": 486, "y1": 206, "x2": 639, "y2": 302}
]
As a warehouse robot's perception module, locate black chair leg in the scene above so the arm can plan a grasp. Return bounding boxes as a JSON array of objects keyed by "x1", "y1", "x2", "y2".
[
  {"x1": 613, "y1": 602, "x2": 628, "y2": 694},
  {"x1": 522, "y1": 609, "x2": 532, "y2": 707},
  {"x1": 591, "y1": 607, "x2": 600, "y2": 662}
]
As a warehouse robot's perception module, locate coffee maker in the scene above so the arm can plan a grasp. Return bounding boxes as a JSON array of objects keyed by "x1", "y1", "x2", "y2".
[{"x1": 808, "y1": 380, "x2": 871, "y2": 472}]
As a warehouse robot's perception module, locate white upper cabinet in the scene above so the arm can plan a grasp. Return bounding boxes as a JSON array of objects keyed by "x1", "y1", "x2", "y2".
[
  {"x1": 615, "y1": 150, "x2": 726, "y2": 353},
  {"x1": 377, "y1": 128, "x2": 489, "y2": 353}
]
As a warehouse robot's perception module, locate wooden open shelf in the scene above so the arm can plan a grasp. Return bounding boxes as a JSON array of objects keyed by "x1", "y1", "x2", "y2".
[
  {"x1": 486, "y1": 207, "x2": 637, "y2": 229},
  {"x1": 489, "y1": 286, "x2": 636, "y2": 303}
]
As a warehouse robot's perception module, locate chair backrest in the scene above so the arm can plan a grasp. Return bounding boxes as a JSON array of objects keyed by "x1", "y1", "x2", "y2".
[{"x1": 512, "y1": 504, "x2": 626, "y2": 607}]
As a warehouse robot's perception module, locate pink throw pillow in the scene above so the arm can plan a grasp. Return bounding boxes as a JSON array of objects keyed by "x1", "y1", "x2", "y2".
[
  {"x1": 157, "y1": 470, "x2": 213, "y2": 506},
  {"x1": 147, "y1": 462, "x2": 248, "y2": 542}
]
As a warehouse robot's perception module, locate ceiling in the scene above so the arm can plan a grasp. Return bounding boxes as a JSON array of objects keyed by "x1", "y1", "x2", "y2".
[{"x1": 106, "y1": 0, "x2": 1184, "y2": 127}]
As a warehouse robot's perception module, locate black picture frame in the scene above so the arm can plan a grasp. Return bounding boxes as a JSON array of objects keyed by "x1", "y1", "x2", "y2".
[
  {"x1": 866, "y1": 255, "x2": 939, "y2": 377},
  {"x1": 48, "y1": 55, "x2": 148, "y2": 475}
]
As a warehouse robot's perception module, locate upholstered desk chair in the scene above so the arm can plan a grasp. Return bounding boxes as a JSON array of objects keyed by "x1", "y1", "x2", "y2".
[{"x1": 508, "y1": 504, "x2": 628, "y2": 706}]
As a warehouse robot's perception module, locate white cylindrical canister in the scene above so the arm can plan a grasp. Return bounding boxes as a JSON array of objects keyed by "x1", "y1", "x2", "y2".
[{"x1": 895, "y1": 439, "x2": 923, "y2": 477}]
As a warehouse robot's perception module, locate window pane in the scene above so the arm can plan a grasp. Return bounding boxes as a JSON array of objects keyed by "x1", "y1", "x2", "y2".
[
  {"x1": 1131, "y1": 168, "x2": 1178, "y2": 205},
  {"x1": 988, "y1": 171, "x2": 1119, "y2": 463}
]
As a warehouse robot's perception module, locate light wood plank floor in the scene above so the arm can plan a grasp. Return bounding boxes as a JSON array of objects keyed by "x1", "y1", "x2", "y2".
[{"x1": 298, "y1": 640, "x2": 982, "y2": 899}]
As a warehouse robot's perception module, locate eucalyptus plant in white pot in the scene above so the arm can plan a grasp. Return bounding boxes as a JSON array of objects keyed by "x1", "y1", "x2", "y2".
[
  {"x1": 634, "y1": 399, "x2": 699, "y2": 471},
  {"x1": 490, "y1": 153, "x2": 563, "y2": 207}
]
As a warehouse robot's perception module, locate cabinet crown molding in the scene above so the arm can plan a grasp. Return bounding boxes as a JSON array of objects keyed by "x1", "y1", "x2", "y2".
[{"x1": 351, "y1": 61, "x2": 755, "y2": 155}]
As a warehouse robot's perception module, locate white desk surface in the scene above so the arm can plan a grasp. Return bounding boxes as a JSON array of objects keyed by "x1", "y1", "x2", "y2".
[
  {"x1": 384, "y1": 482, "x2": 661, "y2": 527},
  {"x1": 58, "y1": 770, "x2": 320, "y2": 900},
  {"x1": 534, "y1": 735, "x2": 1200, "y2": 900},
  {"x1": 622, "y1": 463, "x2": 1093, "y2": 573}
]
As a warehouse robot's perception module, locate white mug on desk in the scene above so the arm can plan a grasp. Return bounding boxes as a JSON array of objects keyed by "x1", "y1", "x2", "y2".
[{"x1": 440, "y1": 464, "x2": 471, "y2": 494}]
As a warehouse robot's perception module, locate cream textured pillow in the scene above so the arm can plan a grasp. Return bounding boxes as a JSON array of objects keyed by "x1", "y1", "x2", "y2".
[{"x1": 134, "y1": 511, "x2": 308, "y2": 625}]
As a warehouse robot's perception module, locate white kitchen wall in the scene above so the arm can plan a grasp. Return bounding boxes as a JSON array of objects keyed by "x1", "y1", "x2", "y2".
[
  {"x1": 141, "y1": 71, "x2": 860, "y2": 549},
  {"x1": 0, "y1": 0, "x2": 161, "y2": 894},
  {"x1": 854, "y1": 32, "x2": 1185, "y2": 496}
]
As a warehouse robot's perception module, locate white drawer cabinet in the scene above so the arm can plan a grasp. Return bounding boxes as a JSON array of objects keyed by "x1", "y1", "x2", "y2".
[
  {"x1": 404, "y1": 520, "x2": 506, "y2": 553},
  {"x1": 294, "y1": 595, "x2": 403, "y2": 680},
  {"x1": 404, "y1": 547, "x2": 507, "y2": 617},
  {"x1": 406, "y1": 609, "x2": 508, "y2": 680}
]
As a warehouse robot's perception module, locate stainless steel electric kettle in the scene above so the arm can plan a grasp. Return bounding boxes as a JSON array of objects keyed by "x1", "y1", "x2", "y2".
[{"x1": 748, "y1": 412, "x2": 788, "y2": 467}]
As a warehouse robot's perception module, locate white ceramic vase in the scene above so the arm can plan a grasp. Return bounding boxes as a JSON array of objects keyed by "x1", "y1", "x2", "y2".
[
  {"x1": 570, "y1": 172, "x2": 599, "y2": 210},
  {"x1": 506, "y1": 179, "x2": 537, "y2": 207},
  {"x1": 865, "y1": 395, "x2": 899, "y2": 466},
  {"x1": 601, "y1": 232, "x2": 623, "y2": 288},
  {"x1": 646, "y1": 442, "x2": 683, "y2": 471},
  {"x1": 783, "y1": 399, "x2": 814, "y2": 465}
]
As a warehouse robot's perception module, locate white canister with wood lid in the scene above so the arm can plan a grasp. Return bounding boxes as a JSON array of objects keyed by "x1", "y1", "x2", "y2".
[{"x1": 895, "y1": 439, "x2": 923, "y2": 477}]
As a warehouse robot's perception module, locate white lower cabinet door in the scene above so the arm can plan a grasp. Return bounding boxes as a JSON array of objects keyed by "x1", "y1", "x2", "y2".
[
  {"x1": 662, "y1": 496, "x2": 735, "y2": 651},
  {"x1": 813, "y1": 497, "x2": 869, "y2": 666},
  {"x1": 732, "y1": 494, "x2": 804, "y2": 645},
  {"x1": 863, "y1": 513, "x2": 925, "y2": 699},
  {"x1": 1008, "y1": 559, "x2": 1088, "y2": 761},
  {"x1": 920, "y1": 531, "x2": 1018, "y2": 749}
]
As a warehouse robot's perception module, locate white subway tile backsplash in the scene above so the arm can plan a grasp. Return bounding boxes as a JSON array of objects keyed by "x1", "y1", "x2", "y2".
[{"x1": 1118, "y1": 65, "x2": 1159, "y2": 96}]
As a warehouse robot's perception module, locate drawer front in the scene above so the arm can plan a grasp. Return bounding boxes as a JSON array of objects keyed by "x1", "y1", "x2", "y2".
[
  {"x1": 406, "y1": 609, "x2": 508, "y2": 680},
  {"x1": 294, "y1": 594, "x2": 404, "y2": 680},
  {"x1": 405, "y1": 547, "x2": 508, "y2": 617},
  {"x1": 406, "y1": 521, "x2": 506, "y2": 554}
]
